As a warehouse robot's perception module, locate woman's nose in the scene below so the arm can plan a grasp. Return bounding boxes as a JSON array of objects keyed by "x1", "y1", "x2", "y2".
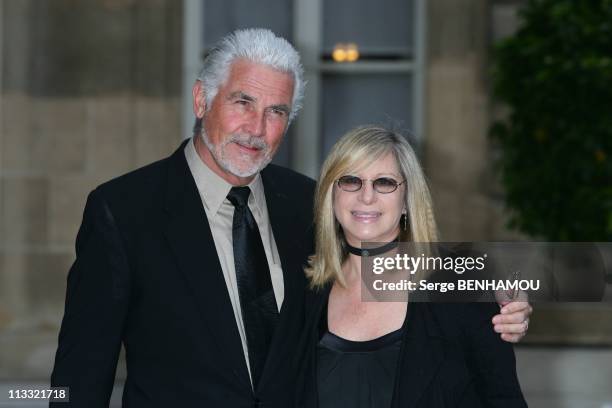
[{"x1": 358, "y1": 180, "x2": 376, "y2": 204}]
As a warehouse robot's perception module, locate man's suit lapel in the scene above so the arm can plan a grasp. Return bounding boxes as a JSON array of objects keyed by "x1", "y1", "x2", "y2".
[
  {"x1": 162, "y1": 143, "x2": 252, "y2": 390},
  {"x1": 257, "y1": 169, "x2": 310, "y2": 390},
  {"x1": 261, "y1": 172, "x2": 302, "y2": 314}
]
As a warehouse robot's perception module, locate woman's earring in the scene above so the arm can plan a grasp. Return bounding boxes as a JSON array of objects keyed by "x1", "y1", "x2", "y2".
[{"x1": 402, "y1": 213, "x2": 407, "y2": 231}]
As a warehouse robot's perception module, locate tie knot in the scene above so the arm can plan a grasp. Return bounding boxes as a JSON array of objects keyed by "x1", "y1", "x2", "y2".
[{"x1": 227, "y1": 186, "x2": 251, "y2": 208}]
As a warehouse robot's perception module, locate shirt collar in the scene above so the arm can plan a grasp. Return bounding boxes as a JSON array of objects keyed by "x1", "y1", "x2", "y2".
[{"x1": 184, "y1": 137, "x2": 266, "y2": 216}]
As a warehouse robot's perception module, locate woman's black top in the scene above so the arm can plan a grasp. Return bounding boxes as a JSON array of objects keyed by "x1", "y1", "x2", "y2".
[
  {"x1": 316, "y1": 304, "x2": 405, "y2": 408},
  {"x1": 296, "y1": 288, "x2": 528, "y2": 408}
]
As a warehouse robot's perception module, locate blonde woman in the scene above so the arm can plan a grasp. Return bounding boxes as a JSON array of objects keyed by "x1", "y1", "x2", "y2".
[{"x1": 295, "y1": 126, "x2": 527, "y2": 407}]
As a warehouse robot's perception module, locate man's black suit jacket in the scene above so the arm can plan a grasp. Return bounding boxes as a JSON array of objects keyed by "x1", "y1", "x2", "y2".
[{"x1": 50, "y1": 141, "x2": 316, "y2": 407}]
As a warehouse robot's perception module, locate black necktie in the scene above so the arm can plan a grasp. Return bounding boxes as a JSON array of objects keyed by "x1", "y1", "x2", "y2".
[{"x1": 227, "y1": 186, "x2": 279, "y2": 388}]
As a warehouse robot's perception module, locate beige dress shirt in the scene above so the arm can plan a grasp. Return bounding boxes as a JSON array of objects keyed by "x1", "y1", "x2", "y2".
[{"x1": 184, "y1": 138, "x2": 284, "y2": 383}]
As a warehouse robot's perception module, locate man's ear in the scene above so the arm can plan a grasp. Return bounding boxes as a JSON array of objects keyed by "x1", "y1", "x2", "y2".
[{"x1": 192, "y1": 81, "x2": 206, "y2": 119}]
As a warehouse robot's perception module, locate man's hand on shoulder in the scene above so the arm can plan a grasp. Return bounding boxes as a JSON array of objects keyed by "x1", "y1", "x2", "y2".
[{"x1": 492, "y1": 301, "x2": 533, "y2": 343}]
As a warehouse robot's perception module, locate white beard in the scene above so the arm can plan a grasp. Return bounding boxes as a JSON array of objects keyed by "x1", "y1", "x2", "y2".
[{"x1": 200, "y1": 127, "x2": 273, "y2": 178}]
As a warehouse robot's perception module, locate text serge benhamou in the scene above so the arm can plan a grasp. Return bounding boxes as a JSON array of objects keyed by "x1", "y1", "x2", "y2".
[{"x1": 372, "y1": 279, "x2": 541, "y2": 292}]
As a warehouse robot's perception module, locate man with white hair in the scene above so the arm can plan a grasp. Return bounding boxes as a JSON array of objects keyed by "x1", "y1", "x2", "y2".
[{"x1": 50, "y1": 28, "x2": 531, "y2": 407}]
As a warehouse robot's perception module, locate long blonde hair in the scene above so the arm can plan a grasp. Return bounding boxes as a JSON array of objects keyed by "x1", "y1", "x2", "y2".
[{"x1": 305, "y1": 126, "x2": 438, "y2": 289}]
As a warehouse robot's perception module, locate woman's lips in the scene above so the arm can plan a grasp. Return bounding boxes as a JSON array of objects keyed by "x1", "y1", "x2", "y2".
[{"x1": 351, "y1": 211, "x2": 381, "y2": 223}]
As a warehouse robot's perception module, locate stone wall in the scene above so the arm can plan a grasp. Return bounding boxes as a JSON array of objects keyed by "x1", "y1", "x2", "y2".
[
  {"x1": 0, "y1": 0, "x2": 182, "y2": 379},
  {"x1": 424, "y1": 0, "x2": 526, "y2": 241}
]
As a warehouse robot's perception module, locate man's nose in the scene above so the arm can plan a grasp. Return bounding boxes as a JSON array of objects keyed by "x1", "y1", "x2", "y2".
[
  {"x1": 358, "y1": 181, "x2": 376, "y2": 204},
  {"x1": 244, "y1": 110, "x2": 266, "y2": 137}
]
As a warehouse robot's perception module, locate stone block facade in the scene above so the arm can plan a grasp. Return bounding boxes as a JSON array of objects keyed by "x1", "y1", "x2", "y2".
[
  {"x1": 0, "y1": 0, "x2": 182, "y2": 380},
  {"x1": 424, "y1": 0, "x2": 526, "y2": 241}
]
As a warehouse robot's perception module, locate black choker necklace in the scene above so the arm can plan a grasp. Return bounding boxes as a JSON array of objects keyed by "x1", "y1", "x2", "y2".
[{"x1": 346, "y1": 237, "x2": 399, "y2": 257}]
